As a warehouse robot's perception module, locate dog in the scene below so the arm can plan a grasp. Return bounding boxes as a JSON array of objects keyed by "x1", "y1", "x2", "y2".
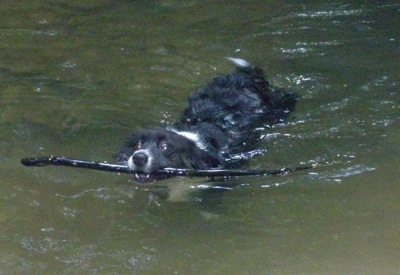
[{"x1": 117, "y1": 58, "x2": 297, "y2": 182}]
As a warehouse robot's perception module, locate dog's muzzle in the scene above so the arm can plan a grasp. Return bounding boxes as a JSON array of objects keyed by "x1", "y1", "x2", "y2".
[
  {"x1": 127, "y1": 150, "x2": 160, "y2": 183},
  {"x1": 131, "y1": 151, "x2": 148, "y2": 167}
]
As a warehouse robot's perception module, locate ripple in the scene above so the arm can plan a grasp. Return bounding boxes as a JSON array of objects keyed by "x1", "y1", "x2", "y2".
[{"x1": 297, "y1": 9, "x2": 364, "y2": 18}]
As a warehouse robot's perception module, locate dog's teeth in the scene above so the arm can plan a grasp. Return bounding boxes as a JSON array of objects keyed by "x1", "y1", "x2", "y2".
[{"x1": 134, "y1": 173, "x2": 152, "y2": 183}]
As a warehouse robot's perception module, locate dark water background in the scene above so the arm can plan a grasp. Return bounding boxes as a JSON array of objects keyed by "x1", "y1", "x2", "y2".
[{"x1": 1, "y1": 1, "x2": 399, "y2": 273}]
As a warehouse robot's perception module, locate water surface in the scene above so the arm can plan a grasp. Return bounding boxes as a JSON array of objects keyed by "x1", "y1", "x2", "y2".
[{"x1": 1, "y1": 1, "x2": 399, "y2": 273}]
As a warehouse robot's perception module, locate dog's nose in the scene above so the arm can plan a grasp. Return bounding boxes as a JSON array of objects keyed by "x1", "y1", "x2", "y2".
[{"x1": 132, "y1": 151, "x2": 148, "y2": 167}]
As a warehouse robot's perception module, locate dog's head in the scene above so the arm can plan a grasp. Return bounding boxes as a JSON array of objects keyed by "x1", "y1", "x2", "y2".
[{"x1": 118, "y1": 129, "x2": 221, "y2": 182}]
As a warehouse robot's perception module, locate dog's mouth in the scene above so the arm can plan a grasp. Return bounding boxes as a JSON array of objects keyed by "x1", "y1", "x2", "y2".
[
  {"x1": 134, "y1": 173, "x2": 153, "y2": 183},
  {"x1": 133, "y1": 172, "x2": 170, "y2": 183}
]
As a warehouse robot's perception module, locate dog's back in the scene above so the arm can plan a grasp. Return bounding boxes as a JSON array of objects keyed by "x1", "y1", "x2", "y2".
[{"x1": 176, "y1": 58, "x2": 297, "y2": 159}]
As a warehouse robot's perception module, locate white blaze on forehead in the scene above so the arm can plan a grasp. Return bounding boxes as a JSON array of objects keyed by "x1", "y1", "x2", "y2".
[{"x1": 169, "y1": 129, "x2": 207, "y2": 150}]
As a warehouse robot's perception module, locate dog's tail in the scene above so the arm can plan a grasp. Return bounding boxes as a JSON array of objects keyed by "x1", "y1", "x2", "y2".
[
  {"x1": 226, "y1": 57, "x2": 271, "y2": 96},
  {"x1": 226, "y1": 57, "x2": 298, "y2": 121},
  {"x1": 225, "y1": 57, "x2": 265, "y2": 82},
  {"x1": 225, "y1": 57, "x2": 252, "y2": 67}
]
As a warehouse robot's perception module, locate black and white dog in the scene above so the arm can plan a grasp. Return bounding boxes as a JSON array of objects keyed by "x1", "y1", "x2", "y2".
[{"x1": 118, "y1": 58, "x2": 297, "y2": 182}]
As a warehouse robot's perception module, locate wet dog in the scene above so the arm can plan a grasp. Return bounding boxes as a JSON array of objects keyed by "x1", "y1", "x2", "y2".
[{"x1": 117, "y1": 58, "x2": 297, "y2": 182}]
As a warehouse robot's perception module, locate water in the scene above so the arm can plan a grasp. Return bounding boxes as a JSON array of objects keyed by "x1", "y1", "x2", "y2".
[{"x1": 1, "y1": 1, "x2": 399, "y2": 273}]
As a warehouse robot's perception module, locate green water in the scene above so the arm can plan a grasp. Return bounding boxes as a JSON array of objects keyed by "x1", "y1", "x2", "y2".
[{"x1": 1, "y1": 1, "x2": 399, "y2": 273}]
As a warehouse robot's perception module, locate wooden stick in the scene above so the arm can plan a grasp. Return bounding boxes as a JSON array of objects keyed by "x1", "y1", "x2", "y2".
[{"x1": 21, "y1": 155, "x2": 313, "y2": 178}]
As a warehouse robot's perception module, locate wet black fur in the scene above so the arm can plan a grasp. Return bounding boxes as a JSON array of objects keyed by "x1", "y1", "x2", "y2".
[{"x1": 118, "y1": 60, "x2": 297, "y2": 181}]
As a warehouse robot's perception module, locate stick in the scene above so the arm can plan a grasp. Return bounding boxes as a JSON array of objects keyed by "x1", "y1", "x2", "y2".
[
  {"x1": 21, "y1": 156, "x2": 132, "y2": 173},
  {"x1": 20, "y1": 155, "x2": 313, "y2": 178}
]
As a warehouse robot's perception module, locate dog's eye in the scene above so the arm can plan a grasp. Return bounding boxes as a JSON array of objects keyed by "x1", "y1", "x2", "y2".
[
  {"x1": 159, "y1": 141, "x2": 168, "y2": 151},
  {"x1": 135, "y1": 142, "x2": 142, "y2": 150}
]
